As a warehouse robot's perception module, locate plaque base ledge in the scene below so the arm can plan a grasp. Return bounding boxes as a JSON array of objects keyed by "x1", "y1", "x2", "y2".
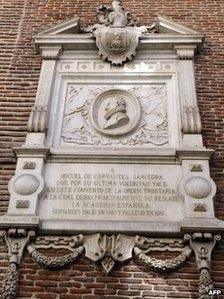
[
  {"x1": 47, "y1": 147, "x2": 214, "y2": 163},
  {"x1": 39, "y1": 219, "x2": 181, "y2": 236},
  {"x1": 180, "y1": 217, "x2": 224, "y2": 233},
  {"x1": 0, "y1": 214, "x2": 39, "y2": 230}
]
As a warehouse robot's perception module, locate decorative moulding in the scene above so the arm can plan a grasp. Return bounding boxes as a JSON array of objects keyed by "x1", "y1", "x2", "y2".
[
  {"x1": 12, "y1": 147, "x2": 50, "y2": 160},
  {"x1": 34, "y1": 15, "x2": 204, "y2": 56},
  {"x1": 0, "y1": 232, "x2": 221, "y2": 299},
  {"x1": 39, "y1": 46, "x2": 62, "y2": 60}
]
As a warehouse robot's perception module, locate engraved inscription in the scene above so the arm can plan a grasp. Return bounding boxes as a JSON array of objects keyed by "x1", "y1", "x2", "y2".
[{"x1": 40, "y1": 165, "x2": 184, "y2": 222}]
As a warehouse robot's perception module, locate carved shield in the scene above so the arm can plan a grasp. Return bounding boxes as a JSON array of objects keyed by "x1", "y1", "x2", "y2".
[{"x1": 95, "y1": 27, "x2": 141, "y2": 65}]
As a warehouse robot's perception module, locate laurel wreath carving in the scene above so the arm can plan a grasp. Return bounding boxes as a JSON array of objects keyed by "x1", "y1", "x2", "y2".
[
  {"x1": 1, "y1": 232, "x2": 218, "y2": 299},
  {"x1": 2, "y1": 263, "x2": 19, "y2": 299},
  {"x1": 28, "y1": 245, "x2": 84, "y2": 271},
  {"x1": 199, "y1": 268, "x2": 213, "y2": 299},
  {"x1": 134, "y1": 246, "x2": 192, "y2": 272}
]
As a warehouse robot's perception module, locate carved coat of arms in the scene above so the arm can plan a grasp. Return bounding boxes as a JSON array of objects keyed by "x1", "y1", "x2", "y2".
[{"x1": 84, "y1": 0, "x2": 156, "y2": 65}]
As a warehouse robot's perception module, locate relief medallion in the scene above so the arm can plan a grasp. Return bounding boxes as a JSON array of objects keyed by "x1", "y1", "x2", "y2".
[{"x1": 90, "y1": 89, "x2": 141, "y2": 136}]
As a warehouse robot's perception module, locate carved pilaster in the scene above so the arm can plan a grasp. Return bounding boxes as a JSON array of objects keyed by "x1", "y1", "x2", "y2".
[
  {"x1": 184, "y1": 233, "x2": 221, "y2": 299},
  {"x1": 0, "y1": 229, "x2": 35, "y2": 299},
  {"x1": 175, "y1": 46, "x2": 202, "y2": 136},
  {"x1": 25, "y1": 46, "x2": 62, "y2": 146}
]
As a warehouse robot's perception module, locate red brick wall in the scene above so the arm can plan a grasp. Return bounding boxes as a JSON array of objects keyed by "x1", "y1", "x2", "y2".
[{"x1": 0, "y1": 0, "x2": 224, "y2": 298}]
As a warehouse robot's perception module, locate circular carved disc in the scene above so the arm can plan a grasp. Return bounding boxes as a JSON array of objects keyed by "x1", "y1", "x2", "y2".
[
  {"x1": 13, "y1": 174, "x2": 40, "y2": 195},
  {"x1": 184, "y1": 176, "x2": 212, "y2": 199}
]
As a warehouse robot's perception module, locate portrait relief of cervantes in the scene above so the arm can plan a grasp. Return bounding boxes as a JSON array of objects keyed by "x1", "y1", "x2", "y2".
[
  {"x1": 90, "y1": 89, "x2": 141, "y2": 137},
  {"x1": 62, "y1": 84, "x2": 168, "y2": 147},
  {"x1": 103, "y1": 96, "x2": 130, "y2": 130}
]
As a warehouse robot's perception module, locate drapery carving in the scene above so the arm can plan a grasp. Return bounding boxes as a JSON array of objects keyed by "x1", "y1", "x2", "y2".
[
  {"x1": 27, "y1": 234, "x2": 191, "y2": 274},
  {"x1": 0, "y1": 232, "x2": 221, "y2": 299}
]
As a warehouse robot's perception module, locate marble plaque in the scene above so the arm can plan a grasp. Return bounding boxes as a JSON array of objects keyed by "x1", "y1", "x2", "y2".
[{"x1": 39, "y1": 163, "x2": 184, "y2": 223}]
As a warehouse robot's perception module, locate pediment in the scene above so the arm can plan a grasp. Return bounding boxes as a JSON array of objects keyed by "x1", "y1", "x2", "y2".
[
  {"x1": 34, "y1": 15, "x2": 204, "y2": 56},
  {"x1": 36, "y1": 16, "x2": 81, "y2": 35},
  {"x1": 36, "y1": 15, "x2": 202, "y2": 37},
  {"x1": 157, "y1": 16, "x2": 202, "y2": 35}
]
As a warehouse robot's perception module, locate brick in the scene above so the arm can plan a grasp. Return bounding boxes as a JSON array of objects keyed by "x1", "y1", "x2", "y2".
[{"x1": 1, "y1": 1, "x2": 224, "y2": 299}]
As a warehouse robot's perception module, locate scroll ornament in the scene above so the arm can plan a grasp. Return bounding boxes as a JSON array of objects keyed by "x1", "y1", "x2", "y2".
[
  {"x1": 84, "y1": 0, "x2": 157, "y2": 65},
  {"x1": 27, "y1": 104, "x2": 47, "y2": 133}
]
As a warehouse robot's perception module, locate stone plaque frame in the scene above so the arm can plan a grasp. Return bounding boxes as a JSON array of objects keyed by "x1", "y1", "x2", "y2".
[
  {"x1": 0, "y1": 14, "x2": 223, "y2": 236},
  {"x1": 1, "y1": 5, "x2": 224, "y2": 299}
]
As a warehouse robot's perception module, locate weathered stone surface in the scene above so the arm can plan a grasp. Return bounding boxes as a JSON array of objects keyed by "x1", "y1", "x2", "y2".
[{"x1": 39, "y1": 163, "x2": 183, "y2": 225}]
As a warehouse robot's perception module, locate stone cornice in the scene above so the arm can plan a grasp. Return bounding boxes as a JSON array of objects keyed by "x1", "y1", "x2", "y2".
[
  {"x1": 12, "y1": 147, "x2": 50, "y2": 161},
  {"x1": 47, "y1": 147, "x2": 214, "y2": 164},
  {"x1": 34, "y1": 33, "x2": 204, "y2": 53}
]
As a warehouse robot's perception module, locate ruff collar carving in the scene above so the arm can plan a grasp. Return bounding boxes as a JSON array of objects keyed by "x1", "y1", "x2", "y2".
[{"x1": 85, "y1": 0, "x2": 156, "y2": 65}]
